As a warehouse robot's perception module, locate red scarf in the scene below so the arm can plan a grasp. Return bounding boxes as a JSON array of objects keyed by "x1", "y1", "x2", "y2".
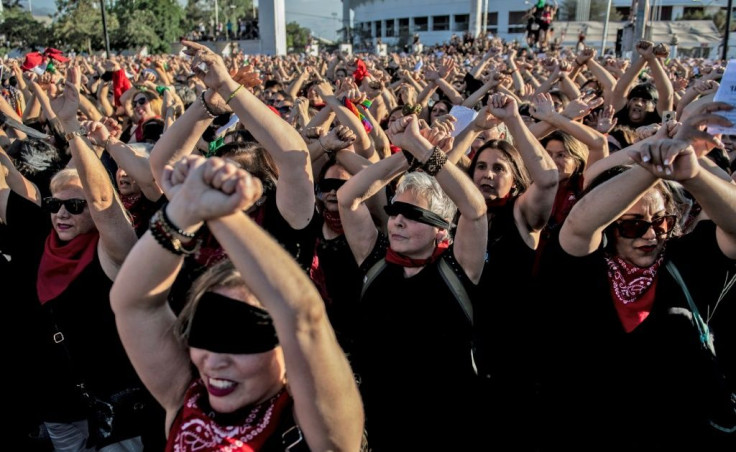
[
  {"x1": 166, "y1": 380, "x2": 290, "y2": 452},
  {"x1": 550, "y1": 177, "x2": 583, "y2": 227},
  {"x1": 37, "y1": 231, "x2": 99, "y2": 304},
  {"x1": 605, "y1": 254, "x2": 663, "y2": 332},
  {"x1": 322, "y1": 209, "x2": 344, "y2": 235},
  {"x1": 353, "y1": 59, "x2": 368, "y2": 85},
  {"x1": 486, "y1": 193, "x2": 512, "y2": 209},
  {"x1": 389, "y1": 144, "x2": 402, "y2": 154},
  {"x1": 386, "y1": 241, "x2": 449, "y2": 267}
]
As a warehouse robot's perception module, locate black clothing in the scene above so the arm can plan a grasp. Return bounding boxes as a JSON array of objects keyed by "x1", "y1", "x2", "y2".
[
  {"x1": 535, "y1": 222, "x2": 736, "y2": 450},
  {"x1": 352, "y1": 234, "x2": 483, "y2": 450}
]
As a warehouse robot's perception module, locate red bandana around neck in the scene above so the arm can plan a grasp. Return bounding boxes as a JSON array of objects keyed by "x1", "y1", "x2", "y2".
[
  {"x1": 486, "y1": 192, "x2": 512, "y2": 209},
  {"x1": 37, "y1": 231, "x2": 99, "y2": 304},
  {"x1": 605, "y1": 253, "x2": 663, "y2": 332},
  {"x1": 386, "y1": 241, "x2": 449, "y2": 268},
  {"x1": 167, "y1": 379, "x2": 290, "y2": 451},
  {"x1": 322, "y1": 209, "x2": 344, "y2": 235}
]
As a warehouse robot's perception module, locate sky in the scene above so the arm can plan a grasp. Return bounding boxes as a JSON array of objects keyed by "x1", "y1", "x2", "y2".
[{"x1": 24, "y1": 0, "x2": 343, "y2": 41}]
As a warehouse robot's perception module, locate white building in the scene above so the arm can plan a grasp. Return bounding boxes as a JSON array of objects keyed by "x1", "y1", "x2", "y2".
[{"x1": 343, "y1": 0, "x2": 731, "y2": 49}]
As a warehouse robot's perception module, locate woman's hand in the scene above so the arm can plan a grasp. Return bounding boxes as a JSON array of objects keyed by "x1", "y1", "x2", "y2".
[
  {"x1": 81, "y1": 120, "x2": 111, "y2": 146},
  {"x1": 50, "y1": 65, "x2": 81, "y2": 125},
  {"x1": 163, "y1": 155, "x2": 263, "y2": 223},
  {"x1": 487, "y1": 92, "x2": 519, "y2": 121},
  {"x1": 180, "y1": 40, "x2": 232, "y2": 92},
  {"x1": 530, "y1": 93, "x2": 557, "y2": 122}
]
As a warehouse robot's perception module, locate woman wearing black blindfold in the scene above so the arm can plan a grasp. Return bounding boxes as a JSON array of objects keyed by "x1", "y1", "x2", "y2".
[
  {"x1": 535, "y1": 105, "x2": 736, "y2": 449},
  {"x1": 336, "y1": 114, "x2": 488, "y2": 450},
  {"x1": 0, "y1": 66, "x2": 159, "y2": 450},
  {"x1": 111, "y1": 156, "x2": 365, "y2": 451}
]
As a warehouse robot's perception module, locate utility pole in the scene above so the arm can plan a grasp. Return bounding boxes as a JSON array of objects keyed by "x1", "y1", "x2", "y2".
[
  {"x1": 100, "y1": 0, "x2": 111, "y2": 58},
  {"x1": 632, "y1": 0, "x2": 649, "y2": 63},
  {"x1": 724, "y1": 0, "x2": 733, "y2": 60},
  {"x1": 601, "y1": 0, "x2": 613, "y2": 55}
]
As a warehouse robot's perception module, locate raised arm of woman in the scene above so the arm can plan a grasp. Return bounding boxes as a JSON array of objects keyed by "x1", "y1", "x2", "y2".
[
  {"x1": 208, "y1": 188, "x2": 364, "y2": 452},
  {"x1": 337, "y1": 152, "x2": 408, "y2": 265},
  {"x1": 387, "y1": 114, "x2": 488, "y2": 282},
  {"x1": 181, "y1": 40, "x2": 315, "y2": 229},
  {"x1": 492, "y1": 93, "x2": 558, "y2": 235},
  {"x1": 55, "y1": 66, "x2": 137, "y2": 273}
]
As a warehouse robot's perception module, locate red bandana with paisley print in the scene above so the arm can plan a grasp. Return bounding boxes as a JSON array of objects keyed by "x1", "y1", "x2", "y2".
[{"x1": 605, "y1": 253, "x2": 663, "y2": 333}]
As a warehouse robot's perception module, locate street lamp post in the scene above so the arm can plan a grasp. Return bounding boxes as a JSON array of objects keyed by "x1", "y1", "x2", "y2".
[
  {"x1": 725, "y1": 0, "x2": 733, "y2": 60},
  {"x1": 100, "y1": 0, "x2": 111, "y2": 58},
  {"x1": 601, "y1": 0, "x2": 613, "y2": 55}
]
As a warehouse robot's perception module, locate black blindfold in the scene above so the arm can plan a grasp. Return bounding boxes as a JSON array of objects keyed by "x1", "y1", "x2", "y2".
[
  {"x1": 187, "y1": 292, "x2": 279, "y2": 354},
  {"x1": 383, "y1": 201, "x2": 450, "y2": 229}
]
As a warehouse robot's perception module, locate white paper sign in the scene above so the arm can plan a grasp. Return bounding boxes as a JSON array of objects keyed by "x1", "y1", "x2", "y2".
[
  {"x1": 449, "y1": 105, "x2": 478, "y2": 141},
  {"x1": 708, "y1": 59, "x2": 736, "y2": 136}
]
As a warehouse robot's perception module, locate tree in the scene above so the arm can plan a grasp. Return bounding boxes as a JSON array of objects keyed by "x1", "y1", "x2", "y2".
[
  {"x1": 560, "y1": 0, "x2": 622, "y2": 22},
  {"x1": 286, "y1": 21, "x2": 311, "y2": 53},
  {"x1": 53, "y1": 0, "x2": 119, "y2": 53},
  {"x1": 0, "y1": 3, "x2": 52, "y2": 50},
  {"x1": 112, "y1": 0, "x2": 184, "y2": 53}
]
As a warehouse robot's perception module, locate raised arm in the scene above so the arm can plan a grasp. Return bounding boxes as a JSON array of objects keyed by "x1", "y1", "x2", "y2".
[
  {"x1": 337, "y1": 152, "x2": 408, "y2": 265},
  {"x1": 182, "y1": 40, "x2": 315, "y2": 229},
  {"x1": 530, "y1": 93, "x2": 609, "y2": 166},
  {"x1": 491, "y1": 93, "x2": 558, "y2": 236},
  {"x1": 387, "y1": 115, "x2": 488, "y2": 282},
  {"x1": 86, "y1": 119, "x2": 163, "y2": 201},
  {"x1": 201, "y1": 165, "x2": 364, "y2": 452},
  {"x1": 0, "y1": 147, "x2": 41, "y2": 204},
  {"x1": 610, "y1": 41, "x2": 651, "y2": 112},
  {"x1": 55, "y1": 65, "x2": 137, "y2": 273}
]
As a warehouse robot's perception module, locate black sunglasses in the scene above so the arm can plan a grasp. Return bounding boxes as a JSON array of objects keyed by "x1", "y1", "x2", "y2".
[
  {"x1": 614, "y1": 215, "x2": 677, "y2": 239},
  {"x1": 43, "y1": 197, "x2": 88, "y2": 215},
  {"x1": 133, "y1": 97, "x2": 148, "y2": 106},
  {"x1": 317, "y1": 178, "x2": 346, "y2": 193}
]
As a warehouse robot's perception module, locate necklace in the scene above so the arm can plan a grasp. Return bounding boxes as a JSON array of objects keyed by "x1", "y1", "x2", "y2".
[{"x1": 706, "y1": 271, "x2": 736, "y2": 324}]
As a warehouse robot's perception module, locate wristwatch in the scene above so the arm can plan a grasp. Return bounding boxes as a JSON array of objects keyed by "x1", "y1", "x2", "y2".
[{"x1": 64, "y1": 126, "x2": 88, "y2": 141}]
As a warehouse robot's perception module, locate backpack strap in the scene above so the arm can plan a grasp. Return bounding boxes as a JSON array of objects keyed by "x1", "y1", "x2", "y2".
[
  {"x1": 437, "y1": 256, "x2": 473, "y2": 326},
  {"x1": 361, "y1": 257, "x2": 388, "y2": 300},
  {"x1": 665, "y1": 260, "x2": 713, "y2": 353}
]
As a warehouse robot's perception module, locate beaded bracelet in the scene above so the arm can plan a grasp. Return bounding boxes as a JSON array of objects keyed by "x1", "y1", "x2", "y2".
[
  {"x1": 199, "y1": 90, "x2": 218, "y2": 119},
  {"x1": 161, "y1": 202, "x2": 198, "y2": 239},
  {"x1": 421, "y1": 146, "x2": 448, "y2": 177},
  {"x1": 149, "y1": 208, "x2": 201, "y2": 256}
]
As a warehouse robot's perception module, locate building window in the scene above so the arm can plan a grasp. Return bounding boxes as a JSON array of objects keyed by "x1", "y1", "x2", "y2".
[
  {"x1": 616, "y1": 7, "x2": 630, "y2": 19},
  {"x1": 659, "y1": 6, "x2": 672, "y2": 21},
  {"x1": 433, "y1": 15, "x2": 450, "y2": 31},
  {"x1": 375, "y1": 20, "x2": 382, "y2": 37},
  {"x1": 508, "y1": 11, "x2": 527, "y2": 34},
  {"x1": 414, "y1": 16, "x2": 428, "y2": 32},
  {"x1": 386, "y1": 20, "x2": 395, "y2": 37},
  {"x1": 399, "y1": 18, "x2": 410, "y2": 35},
  {"x1": 454, "y1": 14, "x2": 469, "y2": 31},
  {"x1": 486, "y1": 12, "x2": 498, "y2": 34}
]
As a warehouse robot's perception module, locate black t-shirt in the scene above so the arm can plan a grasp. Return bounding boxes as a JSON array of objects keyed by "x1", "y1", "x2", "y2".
[{"x1": 534, "y1": 221, "x2": 736, "y2": 449}]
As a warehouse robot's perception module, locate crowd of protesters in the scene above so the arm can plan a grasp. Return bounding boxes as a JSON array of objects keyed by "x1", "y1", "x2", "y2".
[{"x1": 1, "y1": 29, "x2": 735, "y2": 451}]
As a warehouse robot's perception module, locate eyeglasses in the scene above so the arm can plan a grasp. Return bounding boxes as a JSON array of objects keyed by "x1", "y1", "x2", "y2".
[
  {"x1": 613, "y1": 215, "x2": 677, "y2": 239},
  {"x1": 133, "y1": 97, "x2": 148, "y2": 106},
  {"x1": 317, "y1": 178, "x2": 346, "y2": 193},
  {"x1": 43, "y1": 197, "x2": 88, "y2": 215}
]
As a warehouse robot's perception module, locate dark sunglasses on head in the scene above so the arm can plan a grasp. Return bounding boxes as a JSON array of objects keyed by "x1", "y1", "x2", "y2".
[
  {"x1": 133, "y1": 97, "x2": 148, "y2": 106},
  {"x1": 317, "y1": 178, "x2": 346, "y2": 193},
  {"x1": 614, "y1": 214, "x2": 677, "y2": 239},
  {"x1": 383, "y1": 201, "x2": 450, "y2": 229},
  {"x1": 43, "y1": 197, "x2": 88, "y2": 215}
]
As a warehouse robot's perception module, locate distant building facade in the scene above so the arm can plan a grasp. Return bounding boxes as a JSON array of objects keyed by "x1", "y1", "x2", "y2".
[{"x1": 343, "y1": 0, "x2": 730, "y2": 49}]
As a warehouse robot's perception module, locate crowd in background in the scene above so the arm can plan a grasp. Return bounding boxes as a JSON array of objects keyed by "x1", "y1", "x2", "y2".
[{"x1": 1, "y1": 30, "x2": 735, "y2": 451}]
